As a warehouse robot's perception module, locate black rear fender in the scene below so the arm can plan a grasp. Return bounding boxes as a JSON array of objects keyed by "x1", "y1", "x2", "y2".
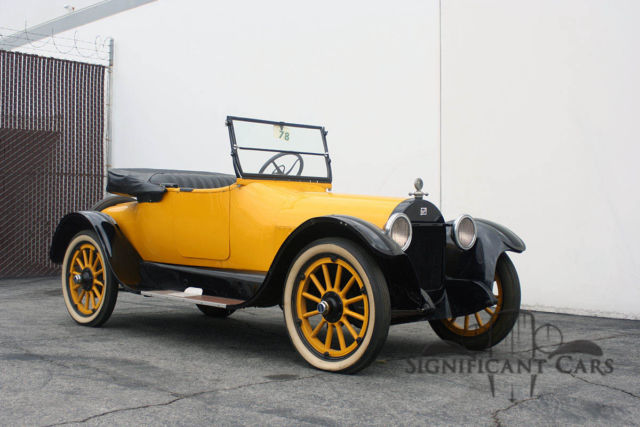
[{"x1": 50, "y1": 211, "x2": 141, "y2": 287}]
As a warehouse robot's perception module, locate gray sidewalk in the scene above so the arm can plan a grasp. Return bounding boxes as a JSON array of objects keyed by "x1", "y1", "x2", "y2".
[{"x1": 1, "y1": 277, "x2": 638, "y2": 426}]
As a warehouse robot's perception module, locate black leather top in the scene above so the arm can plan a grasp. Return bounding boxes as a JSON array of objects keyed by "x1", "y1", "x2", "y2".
[{"x1": 107, "y1": 168, "x2": 237, "y2": 202}]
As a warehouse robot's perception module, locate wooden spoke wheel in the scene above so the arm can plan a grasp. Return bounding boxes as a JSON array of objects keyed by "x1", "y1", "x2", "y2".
[
  {"x1": 61, "y1": 231, "x2": 118, "y2": 327},
  {"x1": 442, "y1": 275, "x2": 504, "y2": 337},
  {"x1": 429, "y1": 254, "x2": 520, "y2": 350},
  {"x1": 284, "y1": 238, "x2": 390, "y2": 373}
]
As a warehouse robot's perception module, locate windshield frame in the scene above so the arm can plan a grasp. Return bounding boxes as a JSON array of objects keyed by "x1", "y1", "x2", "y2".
[{"x1": 226, "y1": 116, "x2": 332, "y2": 183}]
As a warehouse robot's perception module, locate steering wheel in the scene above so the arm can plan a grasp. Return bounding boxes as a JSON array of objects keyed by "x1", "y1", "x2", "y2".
[{"x1": 258, "y1": 152, "x2": 304, "y2": 176}]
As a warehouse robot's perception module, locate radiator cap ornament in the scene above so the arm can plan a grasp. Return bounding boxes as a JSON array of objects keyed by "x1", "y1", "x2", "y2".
[{"x1": 409, "y1": 178, "x2": 428, "y2": 199}]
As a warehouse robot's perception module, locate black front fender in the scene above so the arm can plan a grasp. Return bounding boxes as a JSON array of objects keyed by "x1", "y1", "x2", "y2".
[
  {"x1": 50, "y1": 211, "x2": 141, "y2": 287},
  {"x1": 475, "y1": 218, "x2": 526, "y2": 253},
  {"x1": 243, "y1": 215, "x2": 427, "y2": 309},
  {"x1": 439, "y1": 219, "x2": 525, "y2": 317},
  {"x1": 446, "y1": 219, "x2": 525, "y2": 287}
]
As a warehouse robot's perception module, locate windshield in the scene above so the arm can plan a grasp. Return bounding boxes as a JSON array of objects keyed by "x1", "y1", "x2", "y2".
[{"x1": 227, "y1": 117, "x2": 331, "y2": 182}]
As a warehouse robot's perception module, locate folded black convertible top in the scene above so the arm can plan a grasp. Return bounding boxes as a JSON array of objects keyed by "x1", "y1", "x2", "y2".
[{"x1": 106, "y1": 168, "x2": 236, "y2": 202}]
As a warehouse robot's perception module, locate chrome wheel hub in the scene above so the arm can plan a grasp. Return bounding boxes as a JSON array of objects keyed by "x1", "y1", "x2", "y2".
[{"x1": 317, "y1": 300, "x2": 329, "y2": 314}]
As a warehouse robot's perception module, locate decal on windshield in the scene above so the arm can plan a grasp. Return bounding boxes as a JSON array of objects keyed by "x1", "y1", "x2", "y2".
[{"x1": 273, "y1": 125, "x2": 291, "y2": 142}]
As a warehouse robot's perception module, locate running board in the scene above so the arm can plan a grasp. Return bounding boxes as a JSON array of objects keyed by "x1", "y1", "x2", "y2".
[{"x1": 140, "y1": 289, "x2": 245, "y2": 308}]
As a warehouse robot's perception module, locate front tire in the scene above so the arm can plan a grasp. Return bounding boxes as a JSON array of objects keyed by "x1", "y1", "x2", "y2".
[
  {"x1": 283, "y1": 238, "x2": 391, "y2": 373},
  {"x1": 429, "y1": 254, "x2": 521, "y2": 350},
  {"x1": 61, "y1": 231, "x2": 118, "y2": 327}
]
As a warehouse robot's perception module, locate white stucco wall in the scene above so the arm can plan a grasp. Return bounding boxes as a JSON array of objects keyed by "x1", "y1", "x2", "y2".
[
  {"x1": 440, "y1": 0, "x2": 640, "y2": 318},
  {"x1": 3, "y1": 0, "x2": 639, "y2": 318},
  {"x1": 69, "y1": 0, "x2": 441, "y2": 200}
]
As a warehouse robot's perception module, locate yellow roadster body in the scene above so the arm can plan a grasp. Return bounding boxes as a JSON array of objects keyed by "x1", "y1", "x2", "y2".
[
  {"x1": 105, "y1": 179, "x2": 401, "y2": 273},
  {"x1": 50, "y1": 116, "x2": 526, "y2": 373}
]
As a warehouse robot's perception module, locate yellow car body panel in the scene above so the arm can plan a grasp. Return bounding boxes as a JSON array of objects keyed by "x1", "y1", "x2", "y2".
[{"x1": 104, "y1": 179, "x2": 403, "y2": 272}]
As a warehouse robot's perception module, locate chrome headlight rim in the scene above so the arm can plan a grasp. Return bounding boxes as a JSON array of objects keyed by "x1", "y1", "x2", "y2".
[
  {"x1": 384, "y1": 212, "x2": 412, "y2": 251},
  {"x1": 452, "y1": 214, "x2": 477, "y2": 250}
]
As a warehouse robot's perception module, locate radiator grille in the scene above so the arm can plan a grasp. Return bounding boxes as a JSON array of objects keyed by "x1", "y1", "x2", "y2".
[{"x1": 405, "y1": 224, "x2": 446, "y2": 293}]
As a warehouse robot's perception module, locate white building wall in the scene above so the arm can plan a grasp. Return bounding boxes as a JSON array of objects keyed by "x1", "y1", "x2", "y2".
[
  {"x1": 441, "y1": 0, "x2": 640, "y2": 318},
  {"x1": 3, "y1": 0, "x2": 639, "y2": 318},
  {"x1": 67, "y1": 0, "x2": 441, "y2": 200}
]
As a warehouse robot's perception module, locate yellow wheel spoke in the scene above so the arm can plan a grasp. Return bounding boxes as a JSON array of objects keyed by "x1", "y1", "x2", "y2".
[
  {"x1": 464, "y1": 315, "x2": 469, "y2": 331},
  {"x1": 343, "y1": 295, "x2": 364, "y2": 306},
  {"x1": 321, "y1": 264, "x2": 332, "y2": 291},
  {"x1": 302, "y1": 310, "x2": 320, "y2": 319},
  {"x1": 311, "y1": 318, "x2": 326, "y2": 337},
  {"x1": 94, "y1": 268, "x2": 104, "y2": 277},
  {"x1": 75, "y1": 258, "x2": 84, "y2": 269},
  {"x1": 484, "y1": 307, "x2": 494, "y2": 315},
  {"x1": 72, "y1": 270, "x2": 82, "y2": 275},
  {"x1": 333, "y1": 265, "x2": 343, "y2": 291},
  {"x1": 309, "y1": 274, "x2": 325, "y2": 294},
  {"x1": 344, "y1": 309, "x2": 365, "y2": 322},
  {"x1": 302, "y1": 292, "x2": 321, "y2": 303},
  {"x1": 474, "y1": 312, "x2": 483, "y2": 327},
  {"x1": 74, "y1": 289, "x2": 86, "y2": 308},
  {"x1": 70, "y1": 289, "x2": 80, "y2": 304},
  {"x1": 93, "y1": 286, "x2": 103, "y2": 306},
  {"x1": 341, "y1": 318, "x2": 358, "y2": 339},
  {"x1": 335, "y1": 323, "x2": 346, "y2": 350},
  {"x1": 296, "y1": 257, "x2": 370, "y2": 357},
  {"x1": 82, "y1": 249, "x2": 89, "y2": 267},
  {"x1": 339, "y1": 276, "x2": 356, "y2": 296},
  {"x1": 94, "y1": 279, "x2": 104, "y2": 287},
  {"x1": 324, "y1": 323, "x2": 334, "y2": 351},
  {"x1": 87, "y1": 250, "x2": 93, "y2": 270}
]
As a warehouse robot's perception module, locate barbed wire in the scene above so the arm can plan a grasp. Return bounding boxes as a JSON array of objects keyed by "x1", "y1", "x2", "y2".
[
  {"x1": 0, "y1": 25, "x2": 106, "y2": 46},
  {"x1": 0, "y1": 26, "x2": 111, "y2": 65}
]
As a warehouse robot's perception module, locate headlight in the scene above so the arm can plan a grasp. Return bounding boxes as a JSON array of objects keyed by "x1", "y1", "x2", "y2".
[
  {"x1": 452, "y1": 214, "x2": 477, "y2": 250},
  {"x1": 384, "y1": 213, "x2": 412, "y2": 251}
]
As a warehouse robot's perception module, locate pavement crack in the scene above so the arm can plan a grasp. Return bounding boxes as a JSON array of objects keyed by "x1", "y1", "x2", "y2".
[
  {"x1": 569, "y1": 373, "x2": 640, "y2": 399},
  {"x1": 215, "y1": 372, "x2": 323, "y2": 394},
  {"x1": 43, "y1": 373, "x2": 323, "y2": 426},
  {"x1": 491, "y1": 393, "x2": 548, "y2": 427},
  {"x1": 43, "y1": 397, "x2": 186, "y2": 426}
]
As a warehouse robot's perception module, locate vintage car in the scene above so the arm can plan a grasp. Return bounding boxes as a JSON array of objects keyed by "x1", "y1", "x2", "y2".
[{"x1": 50, "y1": 116, "x2": 525, "y2": 373}]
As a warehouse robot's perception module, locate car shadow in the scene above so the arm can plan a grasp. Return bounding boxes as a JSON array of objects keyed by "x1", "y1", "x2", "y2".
[{"x1": 101, "y1": 307, "x2": 432, "y2": 366}]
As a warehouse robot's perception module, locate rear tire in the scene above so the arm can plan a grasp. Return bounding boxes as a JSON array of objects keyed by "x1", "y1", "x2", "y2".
[
  {"x1": 61, "y1": 231, "x2": 118, "y2": 327},
  {"x1": 196, "y1": 305, "x2": 234, "y2": 318},
  {"x1": 429, "y1": 254, "x2": 520, "y2": 350},
  {"x1": 283, "y1": 238, "x2": 391, "y2": 374}
]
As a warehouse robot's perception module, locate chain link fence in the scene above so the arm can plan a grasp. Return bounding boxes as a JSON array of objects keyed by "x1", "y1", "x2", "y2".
[{"x1": 0, "y1": 50, "x2": 106, "y2": 278}]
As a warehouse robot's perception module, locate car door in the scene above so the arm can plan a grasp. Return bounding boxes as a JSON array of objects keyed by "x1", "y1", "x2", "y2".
[{"x1": 171, "y1": 188, "x2": 230, "y2": 261}]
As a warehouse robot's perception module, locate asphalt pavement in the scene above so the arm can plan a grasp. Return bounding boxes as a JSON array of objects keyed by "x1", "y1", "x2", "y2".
[{"x1": 1, "y1": 277, "x2": 639, "y2": 426}]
